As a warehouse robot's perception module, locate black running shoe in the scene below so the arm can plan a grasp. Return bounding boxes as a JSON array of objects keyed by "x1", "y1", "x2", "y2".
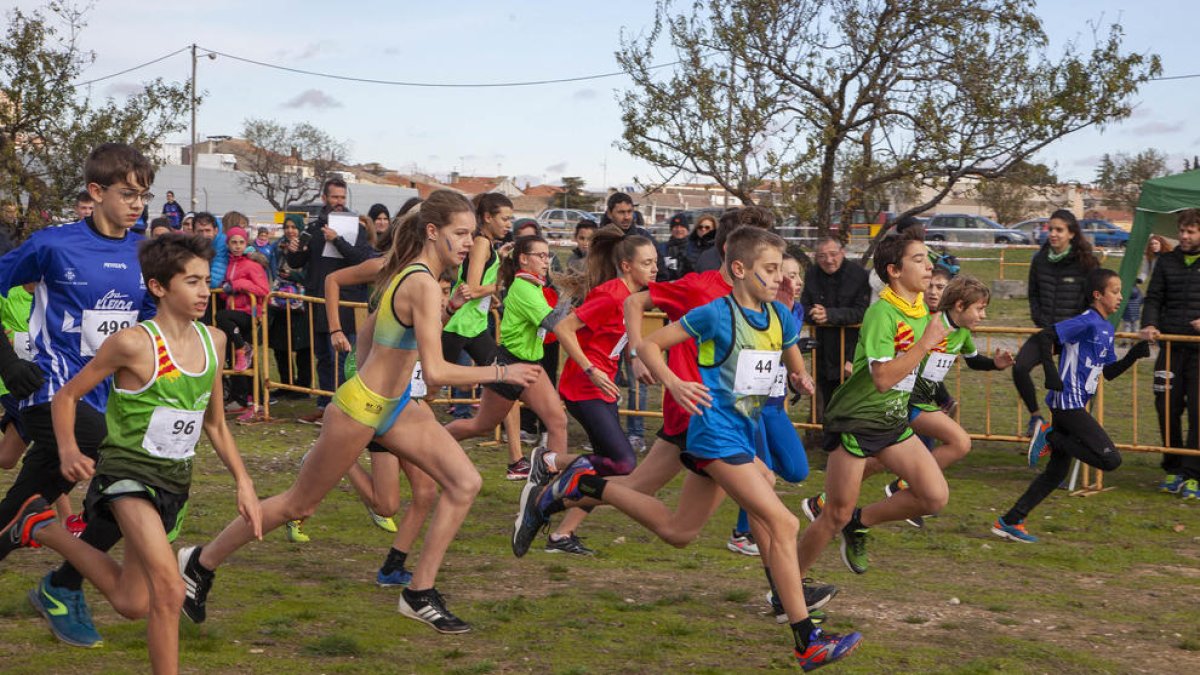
[
  {"x1": 544, "y1": 533, "x2": 596, "y2": 556},
  {"x1": 398, "y1": 587, "x2": 470, "y2": 634},
  {"x1": 803, "y1": 579, "x2": 838, "y2": 612},
  {"x1": 178, "y1": 546, "x2": 214, "y2": 624},
  {"x1": 512, "y1": 481, "x2": 549, "y2": 558}
]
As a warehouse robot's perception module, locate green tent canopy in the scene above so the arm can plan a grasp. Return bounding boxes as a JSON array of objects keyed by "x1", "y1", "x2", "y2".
[{"x1": 1117, "y1": 169, "x2": 1200, "y2": 325}]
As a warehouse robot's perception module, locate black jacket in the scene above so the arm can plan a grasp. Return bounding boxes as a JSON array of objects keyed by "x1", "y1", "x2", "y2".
[
  {"x1": 684, "y1": 228, "x2": 715, "y2": 272},
  {"x1": 285, "y1": 211, "x2": 374, "y2": 333},
  {"x1": 1027, "y1": 246, "x2": 1095, "y2": 329},
  {"x1": 657, "y1": 236, "x2": 691, "y2": 281},
  {"x1": 800, "y1": 262, "x2": 871, "y2": 379},
  {"x1": 1141, "y1": 248, "x2": 1200, "y2": 338}
]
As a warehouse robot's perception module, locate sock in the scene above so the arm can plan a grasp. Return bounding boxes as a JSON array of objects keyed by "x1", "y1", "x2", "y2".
[
  {"x1": 847, "y1": 507, "x2": 866, "y2": 532},
  {"x1": 763, "y1": 567, "x2": 779, "y2": 598},
  {"x1": 381, "y1": 547, "x2": 408, "y2": 573},
  {"x1": 735, "y1": 508, "x2": 750, "y2": 535},
  {"x1": 577, "y1": 474, "x2": 606, "y2": 500},
  {"x1": 792, "y1": 618, "x2": 818, "y2": 649},
  {"x1": 50, "y1": 564, "x2": 84, "y2": 591}
]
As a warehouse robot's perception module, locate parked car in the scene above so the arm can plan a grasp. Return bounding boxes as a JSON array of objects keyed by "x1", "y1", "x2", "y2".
[
  {"x1": 923, "y1": 213, "x2": 1031, "y2": 244},
  {"x1": 536, "y1": 208, "x2": 597, "y2": 234},
  {"x1": 1080, "y1": 218, "x2": 1129, "y2": 248},
  {"x1": 1011, "y1": 218, "x2": 1050, "y2": 245}
]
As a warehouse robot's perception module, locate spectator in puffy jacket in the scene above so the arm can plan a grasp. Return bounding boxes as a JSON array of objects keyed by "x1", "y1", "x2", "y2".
[
  {"x1": 1139, "y1": 208, "x2": 1200, "y2": 495},
  {"x1": 1012, "y1": 209, "x2": 1099, "y2": 436},
  {"x1": 193, "y1": 211, "x2": 228, "y2": 289},
  {"x1": 656, "y1": 217, "x2": 691, "y2": 281},
  {"x1": 218, "y1": 225, "x2": 270, "y2": 415},
  {"x1": 801, "y1": 236, "x2": 871, "y2": 418},
  {"x1": 250, "y1": 226, "x2": 277, "y2": 277},
  {"x1": 684, "y1": 213, "x2": 716, "y2": 272}
]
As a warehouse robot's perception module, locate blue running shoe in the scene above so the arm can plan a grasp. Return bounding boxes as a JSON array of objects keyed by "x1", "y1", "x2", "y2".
[
  {"x1": 1181, "y1": 479, "x2": 1199, "y2": 500},
  {"x1": 535, "y1": 458, "x2": 596, "y2": 517},
  {"x1": 376, "y1": 566, "x2": 413, "y2": 587},
  {"x1": 28, "y1": 573, "x2": 103, "y2": 648},
  {"x1": 794, "y1": 627, "x2": 863, "y2": 671},
  {"x1": 1027, "y1": 419, "x2": 1051, "y2": 468},
  {"x1": 1160, "y1": 473, "x2": 1186, "y2": 494},
  {"x1": 990, "y1": 516, "x2": 1038, "y2": 543}
]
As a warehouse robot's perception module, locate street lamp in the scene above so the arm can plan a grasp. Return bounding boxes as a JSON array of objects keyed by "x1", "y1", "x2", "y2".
[{"x1": 189, "y1": 45, "x2": 216, "y2": 212}]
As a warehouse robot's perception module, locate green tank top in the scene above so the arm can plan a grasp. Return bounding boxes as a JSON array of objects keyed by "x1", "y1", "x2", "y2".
[
  {"x1": 0, "y1": 286, "x2": 33, "y2": 397},
  {"x1": 443, "y1": 243, "x2": 499, "y2": 338},
  {"x1": 96, "y1": 320, "x2": 218, "y2": 493}
]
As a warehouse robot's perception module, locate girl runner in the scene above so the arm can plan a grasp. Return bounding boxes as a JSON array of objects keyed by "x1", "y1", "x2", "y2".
[
  {"x1": 178, "y1": 190, "x2": 540, "y2": 634},
  {"x1": 549, "y1": 225, "x2": 657, "y2": 555},
  {"x1": 992, "y1": 269, "x2": 1150, "y2": 542}
]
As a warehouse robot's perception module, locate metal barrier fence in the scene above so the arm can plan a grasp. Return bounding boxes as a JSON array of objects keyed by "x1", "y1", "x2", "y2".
[{"x1": 234, "y1": 292, "x2": 1198, "y2": 466}]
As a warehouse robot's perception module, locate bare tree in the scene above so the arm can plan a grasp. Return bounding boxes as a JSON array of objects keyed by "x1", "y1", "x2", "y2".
[
  {"x1": 238, "y1": 118, "x2": 349, "y2": 211},
  {"x1": 617, "y1": 0, "x2": 1161, "y2": 249}
]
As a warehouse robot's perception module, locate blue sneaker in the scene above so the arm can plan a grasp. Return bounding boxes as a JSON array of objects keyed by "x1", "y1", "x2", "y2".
[
  {"x1": 535, "y1": 458, "x2": 597, "y2": 517},
  {"x1": 990, "y1": 516, "x2": 1039, "y2": 543},
  {"x1": 794, "y1": 627, "x2": 863, "y2": 671},
  {"x1": 1160, "y1": 474, "x2": 1186, "y2": 494},
  {"x1": 376, "y1": 566, "x2": 413, "y2": 587},
  {"x1": 28, "y1": 573, "x2": 103, "y2": 648},
  {"x1": 512, "y1": 458, "x2": 596, "y2": 558},
  {"x1": 1181, "y1": 479, "x2": 1199, "y2": 500},
  {"x1": 1027, "y1": 419, "x2": 1051, "y2": 468}
]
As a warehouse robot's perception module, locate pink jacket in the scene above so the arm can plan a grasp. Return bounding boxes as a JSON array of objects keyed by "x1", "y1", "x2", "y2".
[{"x1": 224, "y1": 254, "x2": 269, "y2": 316}]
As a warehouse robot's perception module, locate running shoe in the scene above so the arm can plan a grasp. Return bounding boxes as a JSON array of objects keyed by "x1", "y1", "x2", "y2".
[
  {"x1": 0, "y1": 495, "x2": 54, "y2": 561},
  {"x1": 840, "y1": 522, "x2": 869, "y2": 575},
  {"x1": 398, "y1": 587, "x2": 470, "y2": 634},
  {"x1": 235, "y1": 406, "x2": 257, "y2": 423},
  {"x1": 224, "y1": 399, "x2": 250, "y2": 414},
  {"x1": 368, "y1": 509, "x2": 398, "y2": 533},
  {"x1": 512, "y1": 479, "x2": 548, "y2": 558},
  {"x1": 519, "y1": 430, "x2": 539, "y2": 445},
  {"x1": 179, "y1": 546, "x2": 215, "y2": 624},
  {"x1": 1027, "y1": 418, "x2": 1051, "y2": 468},
  {"x1": 990, "y1": 516, "x2": 1038, "y2": 543},
  {"x1": 794, "y1": 627, "x2": 863, "y2": 671},
  {"x1": 727, "y1": 529, "x2": 760, "y2": 556},
  {"x1": 64, "y1": 513, "x2": 86, "y2": 538},
  {"x1": 1160, "y1": 473, "x2": 1186, "y2": 494},
  {"x1": 232, "y1": 344, "x2": 253, "y2": 372},
  {"x1": 800, "y1": 493, "x2": 824, "y2": 522},
  {"x1": 544, "y1": 532, "x2": 596, "y2": 556},
  {"x1": 285, "y1": 519, "x2": 310, "y2": 543},
  {"x1": 376, "y1": 566, "x2": 413, "y2": 587},
  {"x1": 1024, "y1": 414, "x2": 1045, "y2": 439},
  {"x1": 882, "y1": 479, "x2": 925, "y2": 528},
  {"x1": 28, "y1": 572, "x2": 103, "y2": 648},
  {"x1": 535, "y1": 458, "x2": 597, "y2": 517},
  {"x1": 513, "y1": 458, "x2": 596, "y2": 557},
  {"x1": 506, "y1": 457, "x2": 531, "y2": 481},
  {"x1": 766, "y1": 580, "x2": 839, "y2": 623},
  {"x1": 1180, "y1": 479, "x2": 1200, "y2": 500}
]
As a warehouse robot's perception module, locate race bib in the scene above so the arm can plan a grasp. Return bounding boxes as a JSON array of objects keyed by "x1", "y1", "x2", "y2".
[
  {"x1": 920, "y1": 352, "x2": 957, "y2": 383},
  {"x1": 478, "y1": 296, "x2": 492, "y2": 314},
  {"x1": 142, "y1": 407, "x2": 204, "y2": 460},
  {"x1": 1085, "y1": 365, "x2": 1102, "y2": 394},
  {"x1": 411, "y1": 361, "x2": 427, "y2": 398},
  {"x1": 537, "y1": 327, "x2": 548, "y2": 342},
  {"x1": 769, "y1": 367, "x2": 787, "y2": 398},
  {"x1": 81, "y1": 310, "x2": 137, "y2": 356},
  {"x1": 609, "y1": 333, "x2": 629, "y2": 360},
  {"x1": 734, "y1": 349, "x2": 782, "y2": 396},
  {"x1": 893, "y1": 366, "x2": 919, "y2": 393},
  {"x1": 13, "y1": 331, "x2": 34, "y2": 361}
]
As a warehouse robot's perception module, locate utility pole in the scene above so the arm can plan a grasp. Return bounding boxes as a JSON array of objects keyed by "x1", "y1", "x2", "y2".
[{"x1": 189, "y1": 44, "x2": 197, "y2": 211}]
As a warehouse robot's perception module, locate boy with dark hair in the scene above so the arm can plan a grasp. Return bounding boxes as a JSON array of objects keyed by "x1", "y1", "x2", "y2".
[
  {"x1": 0, "y1": 234, "x2": 262, "y2": 674},
  {"x1": 0, "y1": 141, "x2": 157, "y2": 647},
  {"x1": 795, "y1": 234, "x2": 950, "y2": 576},
  {"x1": 75, "y1": 191, "x2": 95, "y2": 220},
  {"x1": 567, "y1": 219, "x2": 596, "y2": 274},
  {"x1": 514, "y1": 227, "x2": 861, "y2": 670}
]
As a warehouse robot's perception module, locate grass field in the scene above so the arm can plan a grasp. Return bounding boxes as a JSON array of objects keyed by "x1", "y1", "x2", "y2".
[{"x1": 1, "y1": 244, "x2": 1198, "y2": 673}]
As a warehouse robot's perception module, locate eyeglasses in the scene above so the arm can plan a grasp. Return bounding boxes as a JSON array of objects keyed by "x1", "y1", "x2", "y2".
[
  {"x1": 100, "y1": 185, "x2": 155, "y2": 205},
  {"x1": 525, "y1": 252, "x2": 551, "y2": 260}
]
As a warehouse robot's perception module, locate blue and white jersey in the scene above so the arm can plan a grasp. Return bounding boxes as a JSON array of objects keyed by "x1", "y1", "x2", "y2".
[
  {"x1": 1046, "y1": 308, "x2": 1116, "y2": 410},
  {"x1": 0, "y1": 219, "x2": 153, "y2": 412}
]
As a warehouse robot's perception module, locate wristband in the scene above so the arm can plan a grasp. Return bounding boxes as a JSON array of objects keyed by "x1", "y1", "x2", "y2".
[
  {"x1": 585, "y1": 365, "x2": 596, "y2": 377},
  {"x1": 330, "y1": 329, "x2": 344, "y2": 336}
]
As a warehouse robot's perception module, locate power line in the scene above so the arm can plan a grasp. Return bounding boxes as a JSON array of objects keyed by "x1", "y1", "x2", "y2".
[{"x1": 72, "y1": 46, "x2": 191, "y2": 86}]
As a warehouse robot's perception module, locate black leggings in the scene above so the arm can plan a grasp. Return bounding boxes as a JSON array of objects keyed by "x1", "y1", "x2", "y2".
[
  {"x1": 564, "y1": 398, "x2": 637, "y2": 477},
  {"x1": 0, "y1": 403, "x2": 123, "y2": 590},
  {"x1": 1012, "y1": 334, "x2": 1059, "y2": 415},
  {"x1": 441, "y1": 329, "x2": 497, "y2": 367},
  {"x1": 1003, "y1": 407, "x2": 1122, "y2": 523},
  {"x1": 1153, "y1": 346, "x2": 1200, "y2": 479},
  {"x1": 521, "y1": 341, "x2": 559, "y2": 436},
  {"x1": 215, "y1": 309, "x2": 253, "y2": 403}
]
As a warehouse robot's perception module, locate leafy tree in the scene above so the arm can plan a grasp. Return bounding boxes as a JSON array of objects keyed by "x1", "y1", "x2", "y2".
[
  {"x1": 559, "y1": 176, "x2": 592, "y2": 209},
  {"x1": 974, "y1": 161, "x2": 1059, "y2": 225},
  {"x1": 1094, "y1": 149, "x2": 1168, "y2": 213},
  {"x1": 0, "y1": 3, "x2": 191, "y2": 230},
  {"x1": 238, "y1": 119, "x2": 349, "y2": 211},
  {"x1": 617, "y1": 0, "x2": 1161, "y2": 246}
]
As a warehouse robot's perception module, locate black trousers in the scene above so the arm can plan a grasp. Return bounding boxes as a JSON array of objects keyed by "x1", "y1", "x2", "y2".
[
  {"x1": 1153, "y1": 346, "x2": 1200, "y2": 479},
  {"x1": 1012, "y1": 334, "x2": 1060, "y2": 415},
  {"x1": 1004, "y1": 407, "x2": 1122, "y2": 523},
  {"x1": 215, "y1": 309, "x2": 253, "y2": 404},
  {"x1": 521, "y1": 341, "x2": 559, "y2": 436},
  {"x1": 0, "y1": 403, "x2": 122, "y2": 586}
]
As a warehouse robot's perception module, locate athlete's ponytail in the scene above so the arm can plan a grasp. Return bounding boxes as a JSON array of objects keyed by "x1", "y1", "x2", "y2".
[
  {"x1": 586, "y1": 225, "x2": 653, "y2": 294},
  {"x1": 472, "y1": 192, "x2": 514, "y2": 237}
]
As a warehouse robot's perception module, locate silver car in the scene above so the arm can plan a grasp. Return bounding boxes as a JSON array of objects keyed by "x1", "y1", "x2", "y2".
[{"x1": 924, "y1": 214, "x2": 1031, "y2": 244}]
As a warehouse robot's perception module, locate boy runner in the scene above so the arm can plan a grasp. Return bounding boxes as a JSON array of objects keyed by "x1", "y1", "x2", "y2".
[
  {"x1": 0, "y1": 233, "x2": 262, "y2": 675},
  {"x1": 0, "y1": 143, "x2": 156, "y2": 647}
]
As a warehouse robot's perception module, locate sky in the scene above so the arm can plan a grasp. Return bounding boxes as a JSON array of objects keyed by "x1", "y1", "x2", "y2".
[{"x1": 12, "y1": 0, "x2": 1200, "y2": 190}]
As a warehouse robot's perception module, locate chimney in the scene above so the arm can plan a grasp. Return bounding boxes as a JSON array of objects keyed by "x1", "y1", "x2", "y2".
[{"x1": 450, "y1": 171, "x2": 460, "y2": 185}]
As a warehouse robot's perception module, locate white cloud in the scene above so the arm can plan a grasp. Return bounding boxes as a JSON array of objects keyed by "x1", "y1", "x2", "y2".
[{"x1": 281, "y1": 89, "x2": 343, "y2": 110}]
